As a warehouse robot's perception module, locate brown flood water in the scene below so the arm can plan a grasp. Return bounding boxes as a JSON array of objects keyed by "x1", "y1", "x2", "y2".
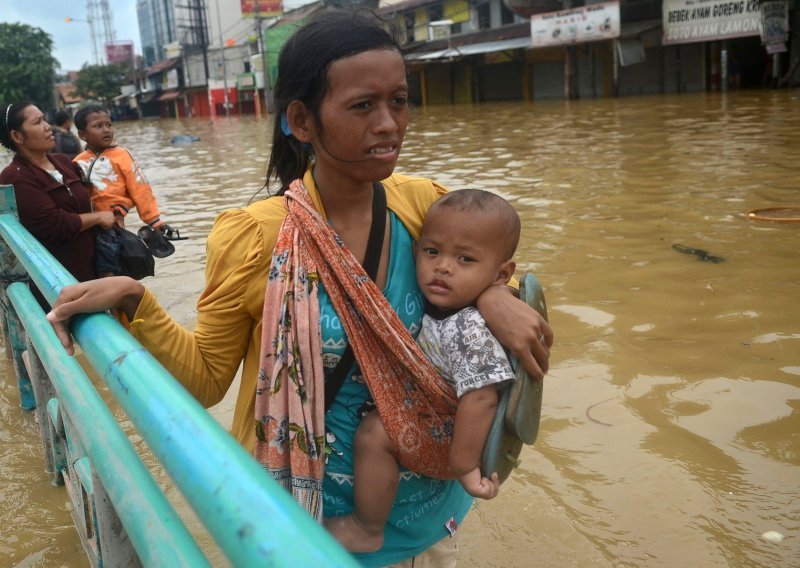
[{"x1": 2, "y1": 90, "x2": 799, "y2": 567}]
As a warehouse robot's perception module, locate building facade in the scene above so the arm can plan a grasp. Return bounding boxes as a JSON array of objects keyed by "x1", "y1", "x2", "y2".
[
  {"x1": 137, "y1": 0, "x2": 178, "y2": 68},
  {"x1": 382, "y1": 0, "x2": 797, "y2": 104},
  {"x1": 127, "y1": 0, "x2": 799, "y2": 117}
]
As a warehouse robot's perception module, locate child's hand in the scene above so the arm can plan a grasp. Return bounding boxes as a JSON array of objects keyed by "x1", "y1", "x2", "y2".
[
  {"x1": 158, "y1": 224, "x2": 182, "y2": 240},
  {"x1": 458, "y1": 467, "x2": 500, "y2": 500}
]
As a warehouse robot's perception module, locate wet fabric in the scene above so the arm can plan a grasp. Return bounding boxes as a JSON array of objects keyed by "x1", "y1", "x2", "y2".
[
  {"x1": 319, "y1": 213, "x2": 472, "y2": 567},
  {"x1": 126, "y1": 169, "x2": 467, "y2": 564},
  {"x1": 417, "y1": 307, "x2": 515, "y2": 398},
  {"x1": 95, "y1": 226, "x2": 122, "y2": 274},
  {"x1": 254, "y1": 179, "x2": 459, "y2": 521}
]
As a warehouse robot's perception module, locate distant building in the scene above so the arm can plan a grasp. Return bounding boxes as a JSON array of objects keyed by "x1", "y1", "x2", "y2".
[
  {"x1": 54, "y1": 83, "x2": 82, "y2": 110},
  {"x1": 137, "y1": 0, "x2": 178, "y2": 68},
  {"x1": 128, "y1": 0, "x2": 799, "y2": 116}
]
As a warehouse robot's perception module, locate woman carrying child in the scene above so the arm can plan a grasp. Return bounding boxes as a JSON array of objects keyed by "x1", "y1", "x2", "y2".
[
  {"x1": 47, "y1": 10, "x2": 552, "y2": 566},
  {"x1": 0, "y1": 102, "x2": 115, "y2": 293}
]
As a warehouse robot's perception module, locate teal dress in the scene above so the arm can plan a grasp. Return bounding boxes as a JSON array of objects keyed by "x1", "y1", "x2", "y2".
[{"x1": 319, "y1": 212, "x2": 472, "y2": 566}]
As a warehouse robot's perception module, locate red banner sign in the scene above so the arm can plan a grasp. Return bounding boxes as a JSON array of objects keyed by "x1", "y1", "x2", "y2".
[
  {"x1": 106, "y1": 42, "x2": 134, "y2": 65},
  {"x1": 240, "y1": 0, "x2": 282, "y2": 18}
]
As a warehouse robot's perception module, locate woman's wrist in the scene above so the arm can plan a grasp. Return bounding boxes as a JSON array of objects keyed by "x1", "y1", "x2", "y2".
[
  {"x1": 475, "y1": 283, "x2": 514, "y2": 312},
  {"x1": 117, "y1": 278, "x2": 146, "y2": 320}
]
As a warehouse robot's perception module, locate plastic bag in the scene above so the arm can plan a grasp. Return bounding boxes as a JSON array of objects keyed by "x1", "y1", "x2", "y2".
[{"x1": 118, "y1": 228, "x2": 155, "y2": 280}]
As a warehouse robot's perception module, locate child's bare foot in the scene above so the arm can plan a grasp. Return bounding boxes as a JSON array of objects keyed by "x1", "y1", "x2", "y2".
[{"x1": 324, "y1": 514, "x2": 384, "y2": 552}]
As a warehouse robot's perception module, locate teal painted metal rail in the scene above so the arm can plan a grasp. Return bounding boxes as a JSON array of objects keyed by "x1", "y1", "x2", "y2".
[{"x1": 0, "y1": 186, "x2": 357, "y2": 567}]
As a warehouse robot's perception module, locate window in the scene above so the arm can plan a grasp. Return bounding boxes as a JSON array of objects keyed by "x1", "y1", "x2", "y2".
[
  {"x1": 406, "y1": 12, "x2": 416, "y2": 42},
  {"x1": 500, "y1": 1, "x2": 515, "y2": 25},
  {"x1": 478, "y1": 3, "x2": 490, "y2": 30}
]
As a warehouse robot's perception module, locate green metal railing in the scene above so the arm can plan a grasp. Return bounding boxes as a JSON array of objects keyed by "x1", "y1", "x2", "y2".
[{"x1": 0, "y1": 185, "x2": 357, "y2": 567}]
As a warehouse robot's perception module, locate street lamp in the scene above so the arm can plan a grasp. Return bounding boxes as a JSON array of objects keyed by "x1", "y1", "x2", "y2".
[{"x1": 64, "y1": 16, "x2": 101, "y2": 65}]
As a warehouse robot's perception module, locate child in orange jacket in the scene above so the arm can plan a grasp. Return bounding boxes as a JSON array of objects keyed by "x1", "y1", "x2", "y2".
[{"x1": 73, "y1": 104, "x2": 176, "y2": 276}]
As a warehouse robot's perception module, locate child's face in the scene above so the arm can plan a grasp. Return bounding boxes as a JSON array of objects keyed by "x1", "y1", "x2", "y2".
[
  {"x1": 79, "y1": 111, "x2": 114, "y2": 151},
  {"x1": 415, "y1": 206, "x2": 515, "y2": 311}
]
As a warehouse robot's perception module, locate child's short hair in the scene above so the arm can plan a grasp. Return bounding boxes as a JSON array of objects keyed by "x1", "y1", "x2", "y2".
[
  {"x1": 430, "y1": 189, "x2": 521, "y2": 259},
  {"x1": 74, "y1": 104, "x2": 110, "y2": 131}
]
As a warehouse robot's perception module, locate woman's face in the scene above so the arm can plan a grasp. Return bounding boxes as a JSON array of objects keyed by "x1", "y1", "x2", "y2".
[
  {"x1": 13, "y1": 105, "x2": 55, "y2": 153},
  {"x1": 310, "y1": 48, "x2": 409, "y2": 187}
]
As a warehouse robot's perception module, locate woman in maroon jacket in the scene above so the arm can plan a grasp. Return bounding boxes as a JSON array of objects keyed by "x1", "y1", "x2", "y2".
[{"x1": 1, "y1": 101, "x2": 115, "y2": 290}]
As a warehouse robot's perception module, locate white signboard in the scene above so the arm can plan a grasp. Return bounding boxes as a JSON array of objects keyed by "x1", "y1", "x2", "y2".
[
  {"x1": 530, "y1": 1, "x2": 620, "y2": 48},
  {"x1": 166, "y1": 69, "x2": 179, "y2": 90},
  {"x1": 663, "y1": 0, "x2": 761, "y2": 45},
  {"x1": 760, "y1": 0, "x2": 789, "y2": 45}
]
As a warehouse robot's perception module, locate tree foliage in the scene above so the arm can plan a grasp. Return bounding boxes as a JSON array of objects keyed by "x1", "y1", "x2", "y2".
[
  {"x1": 0, "y1": 23, "x2": 58, "y2": 110},
  {"x1": 72, "y1": 63, "x2": 130, "y2": 104}
]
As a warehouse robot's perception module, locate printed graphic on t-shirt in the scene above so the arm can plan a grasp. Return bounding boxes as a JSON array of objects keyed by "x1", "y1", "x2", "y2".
[{"x1": 417, "y1": 307, "x2": 515, "y2": 398}]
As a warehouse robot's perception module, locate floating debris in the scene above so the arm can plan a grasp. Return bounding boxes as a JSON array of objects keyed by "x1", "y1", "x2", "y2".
[
  {"x1": 672, "y1": 244, "x2": 725, "y2": 263},
  {"x1": 585, "y1": 397, "x2": 616, "y2": 427},
  {"x1": 761, "y1": 531, "x2": 785, "y2": 544},
  {"x1": 170, "y1": 135, "x2": 200, "y2": 145}
]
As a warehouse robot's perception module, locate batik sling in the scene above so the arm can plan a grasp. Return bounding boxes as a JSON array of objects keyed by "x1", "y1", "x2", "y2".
[{"x1": 254, "y1": 179, "x2": 458, "y2": 520}]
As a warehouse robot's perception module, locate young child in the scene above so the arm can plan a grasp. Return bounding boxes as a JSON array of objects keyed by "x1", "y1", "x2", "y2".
[
  {"x1": 73, "y1": 104, "x2": 176, "y2": 276},
  {"x1": 326, "y1": 189, "x2": 521, "y2": 552}
]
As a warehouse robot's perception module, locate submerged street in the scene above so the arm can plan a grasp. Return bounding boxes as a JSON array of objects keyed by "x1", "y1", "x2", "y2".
[{"x1": 2, "y1": 89, "x2": 799, "y2": 566}]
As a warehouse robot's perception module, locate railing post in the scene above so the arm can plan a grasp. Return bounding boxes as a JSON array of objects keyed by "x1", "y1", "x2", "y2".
[
  {"x1": 93, "y1": 469, "x2": 143, "y2": 568},
  {"x1": 3, "y1": 302, "x2": 35, "y2": 409},
  {"x1": 46, "y1": 398, "x2": 67, "y2": 485},
  {"x1": 0, "y1": 185, "x2": 35, "y2": 409},
  {"x1": 8, "y1": 283, "x2": 210, "y2": 567},
  {"x1": 24, "y1": 340, "x2": 59, "y2": 476},
  {"x1": 1, "y1": 186, "x2": 359, "y2": 567},
  {"x1": 1, "y1": 306, "x2": 11, "y2": 359}
]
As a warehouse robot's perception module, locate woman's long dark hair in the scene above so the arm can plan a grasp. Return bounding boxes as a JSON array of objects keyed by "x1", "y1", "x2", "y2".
[
  {"x1": 0, "y1": 101, "x2": 34, "y2": 153},
  {"x1": 264, "y1": 10, "x2": 402, "y2": 195}
]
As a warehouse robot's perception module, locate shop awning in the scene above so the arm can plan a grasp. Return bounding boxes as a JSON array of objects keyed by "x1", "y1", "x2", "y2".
[
  {"x1": 158, "y1": 90, "x2": 182, "y2": 101},
  {"x1": 139, "y1": 92, "x2": 157, "y2": 103},
  {"x1": 112, "y1": 90, "x2": 140, "y2": 102},
  {"x1": 617, "y1": 19, "x2": 661, "y2": 67},
  {"x1": 146, "y1": 57, "x2": 181, "y2": 77},
  {"x1": 620, "y1": 19, "x2": 661, "y2": 38},
  {"x1": 406, "y1": 36, "x2": 532, "y2": 61}
]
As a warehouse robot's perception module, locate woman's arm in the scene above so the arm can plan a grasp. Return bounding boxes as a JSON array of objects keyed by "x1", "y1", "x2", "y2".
[
  {"x1": 48, "y1": 208, "x2": 270, "y2": 407},
  {"x1": 10, "y1": 176, "x2": 87, "y2": 243},
  {"x1": 47, "y1": 277, "x2": 146, "y2": 354},
  {"x1": 476, "y1": 284, "x2": 552, "y2": 379}
]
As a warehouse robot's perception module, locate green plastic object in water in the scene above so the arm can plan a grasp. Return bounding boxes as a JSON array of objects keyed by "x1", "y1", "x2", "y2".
[{"x1": 480, "y1": 272, "x2": 548, "y2": 484}]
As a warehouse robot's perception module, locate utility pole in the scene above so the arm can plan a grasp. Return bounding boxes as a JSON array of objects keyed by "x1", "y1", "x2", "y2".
[
  {"x1": 215, "y1": 0, "x2": 230, "y2": 116},
  {"x1": 254, "y1": 1, "x2": 274, "y2": 114},
  {"x1": 563, "y1": 0, "x2": 578, "y2": 100}
]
